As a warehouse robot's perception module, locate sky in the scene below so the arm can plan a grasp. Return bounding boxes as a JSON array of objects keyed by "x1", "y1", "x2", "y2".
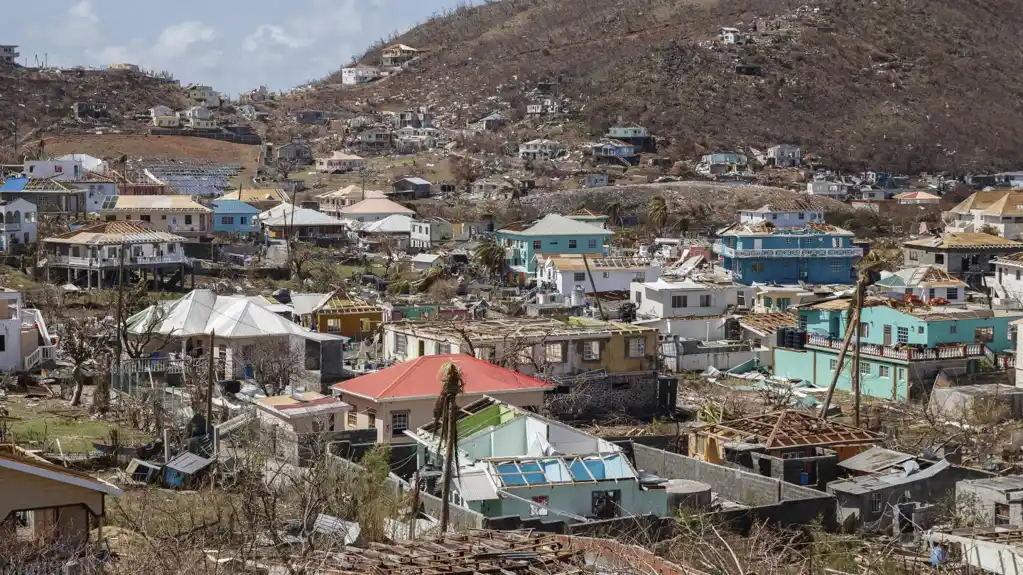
[{"x1": 10, "y1": 0, "x2": 465, "y2": 95}]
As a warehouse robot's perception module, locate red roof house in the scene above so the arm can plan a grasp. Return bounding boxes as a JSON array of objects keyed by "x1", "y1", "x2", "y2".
[{"x1": 332, "y1": 355, "x2": 552, "y2": 442}]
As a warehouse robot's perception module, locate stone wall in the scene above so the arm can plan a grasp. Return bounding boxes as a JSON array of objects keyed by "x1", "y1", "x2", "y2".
[{"x1": 545, "y1": 372, "x2": 667, "y2": 418}]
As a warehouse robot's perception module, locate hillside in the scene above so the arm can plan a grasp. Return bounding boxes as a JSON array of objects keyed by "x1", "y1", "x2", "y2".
[
  {"x1": 0, "y1": 67, "x2": 187, "y2": 157},
  {"x1": 321, "y1": 0, "x2": 1023, "y2": 173}
]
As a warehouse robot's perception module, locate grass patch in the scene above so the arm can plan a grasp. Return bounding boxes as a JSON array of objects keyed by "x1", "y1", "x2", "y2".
[{"x1": 4, "y1": 401, "x2": 149, "y2": 453}]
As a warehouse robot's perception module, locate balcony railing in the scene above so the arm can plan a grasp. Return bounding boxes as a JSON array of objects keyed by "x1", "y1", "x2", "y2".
[
  {"x1": 713, "y1": 243, "x2": 864, "y2": 259},
  {"x1": 49, "y1": 253, "x2": 186, "y2": 267},
  {"x1": 806, "y1": 333, "x2": 987, "y2": 361}
]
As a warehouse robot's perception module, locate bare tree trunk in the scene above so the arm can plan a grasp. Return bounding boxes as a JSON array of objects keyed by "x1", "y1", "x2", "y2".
[
  {"x1": 818, "y1": 307, "x2": 860, "y2": 419},
  {"x1": 70, "y1": 365, "x2": 84, "y2": 406},
  {"x1": 439, "y1": 396, "x2": 456, "y2": 532}
]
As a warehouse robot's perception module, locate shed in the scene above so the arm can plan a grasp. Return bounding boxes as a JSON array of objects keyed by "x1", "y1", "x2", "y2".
[
  {"x1": 392, "y1": 177, "x2": 431, "y2": 199},
  {"x1": 410, "y1": 253, "x2": 443, "y2": 271},
  {"x1": 163, "y1": 452, "x2": 213, "y2": 488}
]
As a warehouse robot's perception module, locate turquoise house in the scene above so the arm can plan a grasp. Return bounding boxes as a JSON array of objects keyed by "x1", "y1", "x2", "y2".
[
  {"x1": 212, "y1": 199, "x2": 260, "y2": 235},
  {"x1": 494, "y1": 214, "x2": 612, "y2": 284},
  {"x1": 773, "y1": 298, "x2": 1021, "y2": 401},
  {"x1": 408, "y1": 398, "x2": 667, "y2": 520}
]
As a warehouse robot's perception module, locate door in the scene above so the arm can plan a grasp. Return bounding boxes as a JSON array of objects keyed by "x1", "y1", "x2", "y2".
[
  {"x1": 829, "y1": 316, "x2": 840, "y2": 338},
  {"x1": 883, "y1": 325, "x2": 892, "y2": 346},
  {"x1": 754, "y1": 238, "x2": 762, "y2": 250}
]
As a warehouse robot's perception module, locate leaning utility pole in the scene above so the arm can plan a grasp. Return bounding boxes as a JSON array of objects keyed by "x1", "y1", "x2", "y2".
[
  {"x1": 206, "y1": 330, "x2": 216, "y2": 434},
  {"x1": 115, "y1": 242, "x2": 126, "y2": 361}
]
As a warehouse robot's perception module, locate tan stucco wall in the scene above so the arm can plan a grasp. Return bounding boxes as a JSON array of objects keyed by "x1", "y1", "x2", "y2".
[
  {"x1": 337, "y1": 390, "x2": 547, "y2": 443},
  {"x1": 0, "y1": 468, "x2": 105, "y2": 519}
]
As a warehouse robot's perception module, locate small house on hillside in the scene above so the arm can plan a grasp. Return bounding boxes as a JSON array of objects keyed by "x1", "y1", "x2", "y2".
[{"x1": 391, "y1": 177, "x2": 431, "y2": 199}]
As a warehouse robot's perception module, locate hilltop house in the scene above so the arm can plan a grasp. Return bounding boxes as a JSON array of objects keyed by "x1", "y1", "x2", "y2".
[
  {"x1": 381, "y1": 44, "x2": 420, "y2": 67},
  {"x1": 332, "y1": 355, "x2": 552, "y2": 443},
  {"x1": 526, "y1": 98, "x2": 563, "y2": 115},
  {"x1": 184, "y1": 84, "x2": 221, "y2": 106},
  {"x1": 902, "y1": 233, "x2": 1023, "y2": 287},
  {"x1": 391, "y1": 177, "x2": 431, "y2": 199},
  {"x1": 495, "y1": 214, "x2": 612, "y2": 284},
  {"x1": 537, "y1": 254, "x2": 660, "y2": 297},
  {"x1": 773, "y1": 296, "x2": 1021, "y2": 401},
  {"x1": 767, "y1": 144, "x2": 801, "y2": 168},
  {"x1": 605, "y1": 124, "x2": 656, "y2": 153},
  {"x1": 584, "y1": 139, "x2": 636, "y2": 164},
  {"x1": 519, "y1": 139, "x2": 565, "y2": 161},
  {"x1": 713, "y1": 201, "x2": 861, "y2": 285},
  {"x1": 945, "y1": 190, "x2": 1023, "y2": 238},
  {"x1": 341, "y1": 64, "x2": 381, "y2": 85},
  {"x1": 806, "y1": 180, "x2": 851, "y2": 198},
  {"x1": 100, "y1": 195, "x2": 211, "y2": 234},
  {"x1": 470, "y1": 178, "x2": 516, "y2": 199},
  {"x1": 696, "y1": 153, "x2": 750, "y2": 177},
  {"x1": 211, "y1": 199, "x2": 260, "y2": 235},
  {"x1": 406, "y1": 398, "x2": 669, "y2": 520},
  {"x1": 315, "y1": 152, "x2": 365, "y2": 173},
  {"x1": 273, "y1": 140, "x2": 314, "y2": 165}
]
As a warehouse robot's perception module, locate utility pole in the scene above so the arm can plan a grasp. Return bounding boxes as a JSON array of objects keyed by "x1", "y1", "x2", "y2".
[
  {"x1": 115, "y1": 242, "x2": 126, "y2": 361},
  {"x1": 581, "y1": 254, "x2": 605, "y2": 320},
  {"x1": 206, "y1": 330, "x2": 216, "y2": 434}
]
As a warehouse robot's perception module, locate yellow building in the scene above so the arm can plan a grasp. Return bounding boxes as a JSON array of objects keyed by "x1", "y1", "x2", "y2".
[
  {"x1": 100, "y1": 195, "x2": 211, "y2": 233},
  {"x1": 152, "y1": 115, "x2": 180, "y2": 128},
  {"x1": 311, "y1": 296, "x2": 383, "y2": 341}
]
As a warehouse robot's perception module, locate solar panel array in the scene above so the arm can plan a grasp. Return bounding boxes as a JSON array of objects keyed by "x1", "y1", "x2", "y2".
[{"x1": 128, "y1": 157, "x2": 242, "y2": 197}]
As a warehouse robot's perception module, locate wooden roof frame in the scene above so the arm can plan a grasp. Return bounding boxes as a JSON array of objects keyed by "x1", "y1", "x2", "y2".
[{"x1": 695, "y1": 409, "x2": 880, "y2": 449}]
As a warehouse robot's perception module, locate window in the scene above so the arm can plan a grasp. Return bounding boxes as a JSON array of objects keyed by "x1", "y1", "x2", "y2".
[
  {"x1": 530, "y1": 496, "x2": 549, "y2": 516},
  {"x1": 975, "y1": 326, "x2": 994, "y2": 343},
  {"x1": 161, "y1": 214, "x2": 167, "y2": 220},
  {"x1": 588, "y1": 239, "x2": 597, "y2": 249},
  {"x1": 477, "y1": 346, "x2": 495, "y2": 362},
  {"x1": 870, "y1": 492, "x2": 883, "y2": 514},
  {"x1": 1018, "y1": 270, "x2": 1021, "y2": 281},
  {"x1": 946, "y1": 287, "x2": 959, "y2": 300},
  {"x1": 879, "y1": 365, "x2": 890, "y2": 377},
  {"x1": 829, "y1": 359, "x2": 838, "y2": 371},
  {"x1": 831, "y1": 261, "x2": 842, "y2": 272},
  {"x1": 395, "y1": 334, "x2": 407, "y2": 355},
  {"x1": 928, "y1": 288, "x2": 935, "y2": 300},
  {"x1": 391, "y1": 412, "x2": 409, "y2": 437},
  {"x1": 532, "y1": 240, "x2": 541, "y2": 249},
  {"x1": 799, "y1": 315, "x2": 808, "y2": 330},
  {"x1": 751, "y1": 262, "x2": 765, "y2": 273},
  {"x1": 546, "y1": 343, "x2": 565, "y2": 363},
  {"x1": 367, "y1": 410, "x2": 376, "y2": 429},
  {"x1": 221, "y1": 216, "x2": 234, "y2": 225},
  {"x1": 627, "y1": 337, "x2": 646, "y2": 358},
  {"x1": 908, "y1": 251, "x2": 919, "y2": 261},
  {"x1": 859, "y1": 323, "x2": 869, "y2": 337},
  {"x1": 574, "y1": 272, "x2": 586, "y2": 281},
  {"x1": 860, "y1": 363, "x2": 870, "y2": 376},
  {"x1": 918, "y1": 326, "x2": 924, "y2": 334},
  {"x1": 897, "y1": 327, "x2": 909, "y2": 344},
  {"x1": 635, "y1": 291, "x2": 642, "y2": 304},
  {"x1": 569, "y1": 240, "x2": 577, "y2": 249},
  {"x1": 671, "y1": 295, "x2": 686, "y2": 308},
  {"x1": 438, "y1": 342, "x2": 452, "y2": 355},
  {"x1": 582, "y1": 340, "x2": 601, "y2": 361},
  {"x1": 935, "y1": 254, "x2": 945, "y2": 264},
  {"x1": 347, "y1": 411, "x2": 357, "y2": 427},
  {"x1": 602, "y1": 271, "x2": 609, "y2": 279},
  {"x1": 592, "y1": 490, "x2": 622, "y2": 519},
  {"x1": 140, "y1": 214, "x2": 151, "y2": 222},
  {"x1": 896, "y1": 367, "x2": 906, "y2": 382},
  {"x1": 167, "y1": 243, "x2": 176, "y2": 253},
  {"x1": 798, "y1": 212, "x2": 805, "y2": 220},
  {"x1": 326, "y1": 318, "x2": 341, "y2": 333},
  {"x1": 699, "y1": 294, "x2": 711, "y2": 307},
  {"x1": 996, "y1": 503, "x2": 1011, "y2": 525},
  {"x1": 737, "y1": 291, "x2": 745, "y2": 307},
  {"x1": 184, "y1": 215, "x2": 192, "y2": 225},
  {"x1": 950, "y1": 325, "x2": 957, "y2": 334}
]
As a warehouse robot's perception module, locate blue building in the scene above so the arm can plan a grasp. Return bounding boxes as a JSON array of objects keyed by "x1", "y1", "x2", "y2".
[
  {"x1": 772, "y1": 297, "x2": 1021, "y2": 401},
  {"x1": 212, "y1": 199, "x2": 260, "y2": 235},
  {"x1": 494, "y1": 214, "x2": 612, "y2": 285},
  {"x1": 713, "y1": 201, "x2": 862, "y2": 285}
]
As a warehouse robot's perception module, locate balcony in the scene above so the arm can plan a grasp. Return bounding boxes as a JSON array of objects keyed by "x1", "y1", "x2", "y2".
[
  {"x1": 805, "y1": 333, "x2": 987, "y2": 361},
  {"x1": 713, "y1": 242, "x2": 863, "y2": 259},
  {"x1": 49, "y1": 253, "x2": 187, "y2": 267}
]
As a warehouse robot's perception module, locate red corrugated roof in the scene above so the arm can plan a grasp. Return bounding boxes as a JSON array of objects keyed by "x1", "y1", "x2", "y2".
[{"x1": 333, "y1": 355, "x2": 552, "y2": 400}]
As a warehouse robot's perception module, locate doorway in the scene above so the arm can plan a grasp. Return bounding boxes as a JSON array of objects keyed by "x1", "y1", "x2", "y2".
[{"x1": 883, "y1": 325, "x2": 892, "y2": 346}]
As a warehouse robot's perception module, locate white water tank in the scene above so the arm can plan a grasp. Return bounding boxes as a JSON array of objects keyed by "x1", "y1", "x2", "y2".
[{"x1": 572, "y1": 286, "x2": 585, "y2": 307}]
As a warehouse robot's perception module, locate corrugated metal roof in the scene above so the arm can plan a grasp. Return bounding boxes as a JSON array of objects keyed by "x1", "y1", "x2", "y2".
[
  {"x1": 165, "y1": 451, "x2": 213, "y2": 475},
  {"x1": 455, "y1": 469, "x2": 499, "y2": 502},
  {"x1": 45, "y1": 221, "x2": 188, "y2": 246},
  {"x1": 0, "y1": 177, "x2": 28, "y2": 191},
  {"x1": 313, "y1": 513, "x2": 361, "y2": 544},
  {"x1": 905, "y1": 233, "x2": 1023, "y2": 249},
  {"x1": 837, "y1": 446, "x2": 916, "y2": 474},
  {"x1": 107, "y1": 195, "x2": 210, "y2": 212}
]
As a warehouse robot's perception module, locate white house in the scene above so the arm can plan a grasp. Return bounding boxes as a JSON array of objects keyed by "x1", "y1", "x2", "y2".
[
  {"x1": 767, "y1": 144, "x2": 801, "y2": 168},
  {"x1": 179, "y1": 106, "x2": 213, "y2": 121},
  {"x1": 872, "y1": 266, "x2": 968, "y2": 304},
  {"x1": 338, "y1": 198, "x2": 415, "y2": 223},
  {"x1": 0, "y1": 199, "x2": 38, "y2": 251},
  {"x1": 24, "y1": 160, "x2": 83, "y2": 181},
  {"x1": 718, "y1": 27, "x2": 743, "y2": 44},
  {"x1": 0, "y1": 289, "x2": 55, "y2": 372},
  {"x1": 630, "y1": 278, "x2": 755, "y2": 338},
  {"x1": 315, "y1": 152, "x2": 365, "y2": 173},
  {"x1": 54, "y1": 154, "x2": 108, "y2": 174},
  {"x1": 149, "y1": 105, "x2": 174, "y2": 118},
  {"x1": 536, "y1": 254, "x2": 660, "y2": 297},
  {"x1": 410, "y1": 253, "x2": 443, "y2": 272},
  {"x1": 185, "y1": 84, "x2": 221, "y2": 106},
  {"x1": 518, "y1": 139, "x2": 565, "y2": 161},
  {"x1": 737, "y1": 201, "x2": 823, "y2": 227},
  {"x1": 946, "y1": 190, "x2": 1023, "y2": 239},
  {"x1": 992, "y1": 253, "x2": 1023, "y2": 309},
  {"x1": 341, "y1": 65, "x2": 381, "y2": 85},
  {"x1": 526, "y1": 98, "x2": 562, "y2": 115},
  {"x1": 806, "y1": 180, "x2": 850, "y2": 198},
  {"x1": 409, "y1": 217, "x2": 452, "y2": 250}
]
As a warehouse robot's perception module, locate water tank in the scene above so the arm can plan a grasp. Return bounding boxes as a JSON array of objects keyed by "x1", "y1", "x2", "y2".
[
  {"x1": 724, "y1": 317, "x2": 741, "y2": 340},
  {"x1": 795, "y1": 329, "x2": 807, "y2": 350},
  {"x1": 776, "y1": 327, "x2": 789, "y2": 348},
  {"x1": 784, "y1": 328, "x2": 796, "y2": 349},
  {"x1": 664, "y1": 479, "x2": 712, "y2": 511},
  {"x1": 571, "y1": 286, "x2": 585, "y2": 307}
]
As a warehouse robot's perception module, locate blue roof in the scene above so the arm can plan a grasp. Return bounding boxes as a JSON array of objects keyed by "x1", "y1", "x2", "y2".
[
  {"x1": 212, "y1": 199, "x2": 261, "y2": 214},
  {"x1": 0, "y1": 177, "x2": 29, "y2": 192}
]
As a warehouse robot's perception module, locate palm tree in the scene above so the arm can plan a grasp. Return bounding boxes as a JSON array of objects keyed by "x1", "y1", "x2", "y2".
[
  {"x1": 818, "y1": 245, "x2": 902, "y2": 425},
  {"x1": 473, "y1": 236, "x2": 506, "y2": 280},
  {"x1": 648, "y1": 196, "x2": 668, "y2": 235},
  {"x1": 603, "y1": 201, "x2": 623, "y2": 228},
  {"x1": 434, "y1": 361, "x2": 465, "y2": 532},
  {"x1": 676, "y1": 216, "x2": 690, "y2": 236},
  {"x1": 413, "y1": 265, "x2": 445, "y2": 294}
]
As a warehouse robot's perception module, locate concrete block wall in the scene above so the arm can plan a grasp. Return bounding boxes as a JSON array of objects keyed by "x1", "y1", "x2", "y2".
[{"x1": 546, "y1": 373, "x2": 660, "y2": 418}]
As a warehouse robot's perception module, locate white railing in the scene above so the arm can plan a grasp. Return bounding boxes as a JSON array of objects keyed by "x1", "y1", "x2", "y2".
[
  {"x1": 805, "y1": 333, "x2": 987, "y2": 361},
  {"x1": 49, "y1": 253, "x2": 186, "y2": 267},
  {"x1": 713, "y1": 243, "x2": 863, "y2": 259},
  {"x1": 25, "y1": 345, "x2": 56, "y2": 370}
]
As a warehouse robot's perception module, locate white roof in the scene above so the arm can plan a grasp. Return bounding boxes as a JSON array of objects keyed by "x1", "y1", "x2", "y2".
[
  {"x1": 641, "y1": 278, "x2": 708, "y2": 291},
  {"x1": 125, "y1": 289, "x2": 341, "y2": 340},
  {"x1": 261, "y1": 207, "x2": 345, "y2": 227},
  {"x1": 411, "y1": 253, "x2": 442, "y2": 264},
  {"x1": 288, "y1": 293, "x2": 332, "y2": 316},
  {"x1": 398, "y1": 177, "x2": 431, "y2": 186},
  {"x1": 504, "y1": 214, "x2": 612, "y2": 237},
  {"x1": 55, "y1": 154, "x2": 107, "y2": 172},
  {"x1": 339, "y1": 198, "x2": 415, "y2": 216},
  {"x1": 363, "y1": 214, "x2": 412, "y2": 234}
]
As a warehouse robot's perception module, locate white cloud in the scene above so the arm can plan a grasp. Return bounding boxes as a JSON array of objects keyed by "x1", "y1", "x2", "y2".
[
  {"x1": 153, "y1": 22, "x2": 217, "y2": 59},
  {"x1": 54, "y1": 0, "x2": 101, "y2": 48},
  {"x1": 243, "y1": 25, "x2": 312, "y2": 52},
  {"x1": 243, "y1": 0, "x2": 364, "y2": 53}
]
